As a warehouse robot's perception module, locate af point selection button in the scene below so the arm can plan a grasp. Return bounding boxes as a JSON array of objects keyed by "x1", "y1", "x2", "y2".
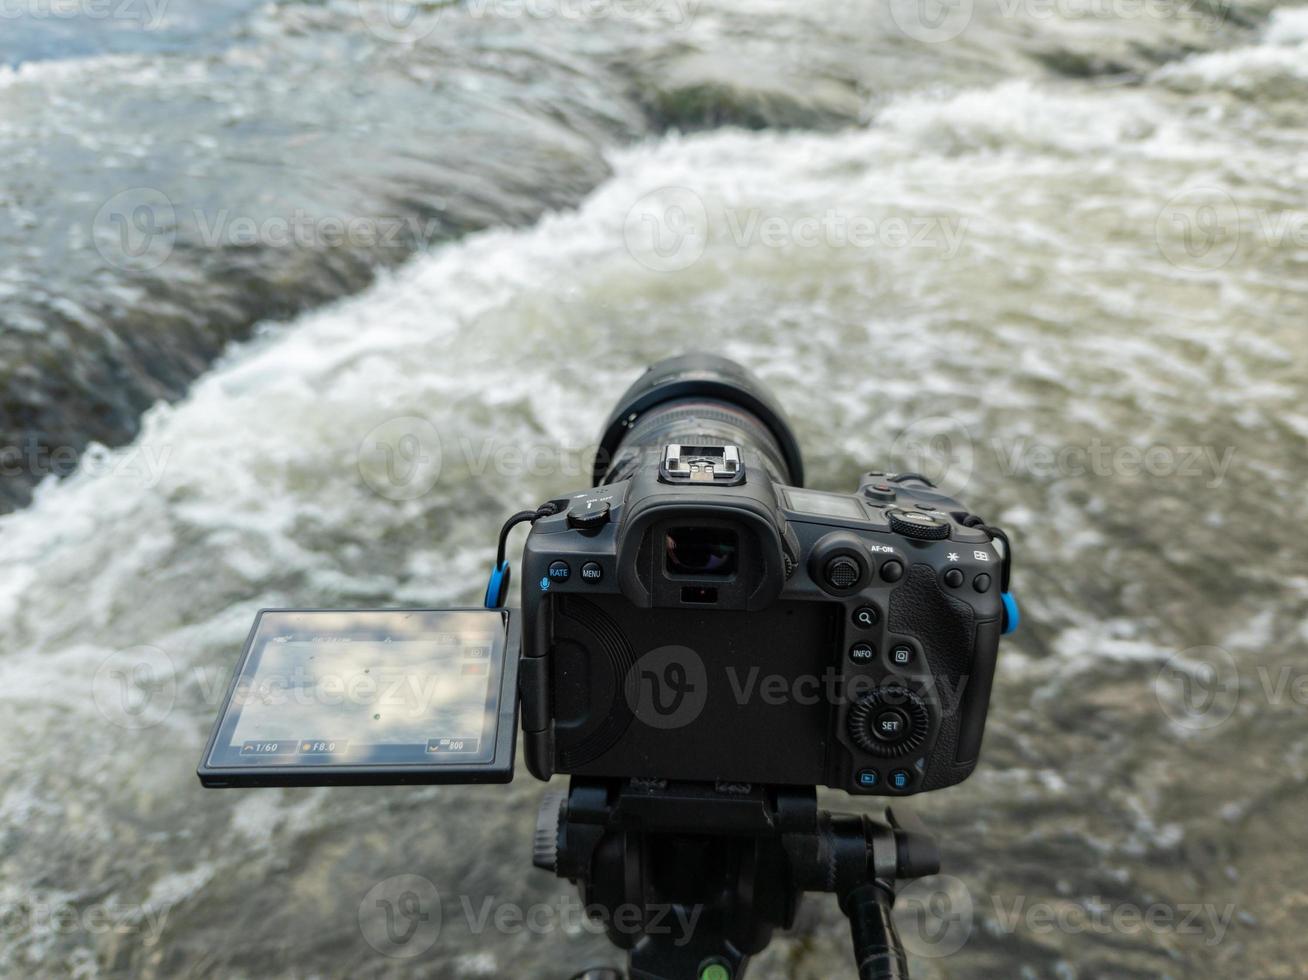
[{"x1": 547, "y1": 561, "x2": 571, "y2": 582}]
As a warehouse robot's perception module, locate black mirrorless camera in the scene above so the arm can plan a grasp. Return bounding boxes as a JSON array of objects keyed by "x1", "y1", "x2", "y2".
[
  {"x1": 515, "y1": 355, "x2": 1016, "y2": 797},
  {"x1": 198, "y1": 353, "x2": 1017, "y2": 979}
]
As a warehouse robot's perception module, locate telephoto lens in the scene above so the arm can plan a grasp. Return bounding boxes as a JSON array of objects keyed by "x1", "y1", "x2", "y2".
[{"x1": 593, "y1": 352, "x2": 805, "y2": 487}]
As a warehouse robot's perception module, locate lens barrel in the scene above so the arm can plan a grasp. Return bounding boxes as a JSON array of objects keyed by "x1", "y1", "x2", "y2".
[{"x1": 594, "y1": 353, "x2": 804, "y2": 487}]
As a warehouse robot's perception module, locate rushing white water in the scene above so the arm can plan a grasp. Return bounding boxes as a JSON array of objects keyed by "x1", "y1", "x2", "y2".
[{"x1": 3, "y1": 3, "x2": 1307, "y2": 977}]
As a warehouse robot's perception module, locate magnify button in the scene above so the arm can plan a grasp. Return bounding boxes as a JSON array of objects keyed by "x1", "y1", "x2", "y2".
[{"x1": 852, "y1": 605, "x2": 879, "y2": 629}]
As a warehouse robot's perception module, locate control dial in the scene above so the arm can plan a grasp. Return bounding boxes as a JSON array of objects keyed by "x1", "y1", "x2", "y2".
[
  {"x1": 847, "y1": 686, "x2": 930, "y2": 757},
  {"x1": 886, "y1": 508, "x2": 950, "y2": 540}
]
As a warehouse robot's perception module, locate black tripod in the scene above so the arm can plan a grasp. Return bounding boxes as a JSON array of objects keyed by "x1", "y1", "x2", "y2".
[{"x1": 533, "y1": 779, "x2": 940, "y2": 980}]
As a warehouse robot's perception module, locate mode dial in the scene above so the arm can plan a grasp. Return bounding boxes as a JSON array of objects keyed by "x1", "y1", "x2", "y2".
[{"x1": 567, "y1": 500, "x2": 611, "y2": 530}]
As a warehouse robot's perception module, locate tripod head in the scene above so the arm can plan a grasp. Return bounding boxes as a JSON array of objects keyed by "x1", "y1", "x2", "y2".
[{"x1": 535, "y1": 778, "x2": 940, "y2": 980}]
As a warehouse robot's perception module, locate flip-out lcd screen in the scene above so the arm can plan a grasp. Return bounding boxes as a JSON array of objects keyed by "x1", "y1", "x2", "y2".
[{"x1": 198, "y1": 609, "x2": 518, "y2": 786}]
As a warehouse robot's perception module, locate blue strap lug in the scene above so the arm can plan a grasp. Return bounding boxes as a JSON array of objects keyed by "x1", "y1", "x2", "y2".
[
  {"x1": 484, "y1": 562, "x2": 511, "y2": 608},
  {"x1": 1001, "y1": 592, "x2": 1019, "y2": 634}
]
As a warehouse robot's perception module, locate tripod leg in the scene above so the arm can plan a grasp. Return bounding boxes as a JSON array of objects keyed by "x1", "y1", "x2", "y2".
[{"x1": 841, "y1": 883, "x2": 910, "y2": 980}]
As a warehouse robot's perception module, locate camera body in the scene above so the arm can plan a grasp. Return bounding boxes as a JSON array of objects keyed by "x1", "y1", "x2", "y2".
[{"x1": 519, "y1": 443, "x2": 1005, "y2": 797}]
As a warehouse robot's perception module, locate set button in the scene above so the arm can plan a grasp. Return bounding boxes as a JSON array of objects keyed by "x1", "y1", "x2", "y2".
[{"x1": 872, "y1": 709, "x2": 910, "y2": 743}]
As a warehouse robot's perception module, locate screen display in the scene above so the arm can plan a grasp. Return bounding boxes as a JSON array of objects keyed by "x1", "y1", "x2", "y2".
[
  {"x1": 783, "y1": 488, "x2": 869, "y2": 520},
  {"x1": 205, "y1": 610, "x2": 509, "y2": 771}
]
